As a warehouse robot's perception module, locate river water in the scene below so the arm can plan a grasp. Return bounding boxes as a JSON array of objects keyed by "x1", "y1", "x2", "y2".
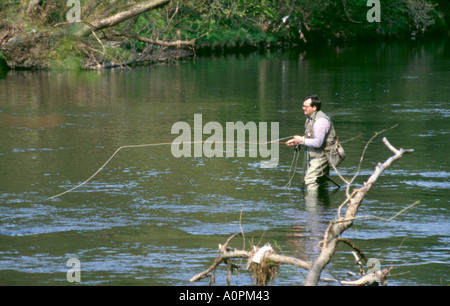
[{"x1": 0, "y1": 40, "x2": 448, "y2": 286}]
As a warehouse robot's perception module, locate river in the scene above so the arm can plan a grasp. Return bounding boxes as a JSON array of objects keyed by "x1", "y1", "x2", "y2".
[{"x1": 0, "y1": 40, "x2": 448, "y2": 286}]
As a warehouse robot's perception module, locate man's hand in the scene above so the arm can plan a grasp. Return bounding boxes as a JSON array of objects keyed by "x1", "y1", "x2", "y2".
[{"x1": 286, "y1": 135, "x2": 304, "y2": 146}]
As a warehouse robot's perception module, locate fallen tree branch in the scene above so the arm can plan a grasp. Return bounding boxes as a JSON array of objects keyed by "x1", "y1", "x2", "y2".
[
  {"x1": 345, "y1": 124, "x2": 399, "y2": 197},
  {"x1": 78, "y1": 42, "x2": 127, "y2": 69},
  {"x1": 337, "y1": 238, "x2": 368, "y2": 262},
  {"x1": 333, "y1": 200, "x2": 420, "y2": 225},
  {"x1": 77, "y1": 0, "x2": 170, "y2": 37},
  {"x1": 350, "y1": 251, "x2": 366, "y2": 275},
  {"x1": 133, "y1": 35, "x2": 195, "y2": 47},
  {"x1": 341, "y1": 268, "x2": 391, "y2": 286},
  {"x1": 304, "y1": 137, "x2": 414, "y2": 286},
  {"x1": 124, "y1": 32, "x2": 208, "y2": 48},
  {"x1": 190, "y1": 233, "x2": 312, "y2": 285},
  {"x1": 191, "y1": 136, "x2": 415, "y2": 286}
]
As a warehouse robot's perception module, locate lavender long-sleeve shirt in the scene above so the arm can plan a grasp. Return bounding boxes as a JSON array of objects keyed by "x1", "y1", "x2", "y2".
[{"x1": 303, "y1": 117, "x2": 331, "y2": 148}]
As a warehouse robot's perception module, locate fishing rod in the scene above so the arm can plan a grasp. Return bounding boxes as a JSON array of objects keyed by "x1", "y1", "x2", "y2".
[
  {"x1": 323, "y1": 173, "x2": 341, "y2": 188},
  {"x1": 48, "y1": 136, "x2": 294, "y2": 200}
]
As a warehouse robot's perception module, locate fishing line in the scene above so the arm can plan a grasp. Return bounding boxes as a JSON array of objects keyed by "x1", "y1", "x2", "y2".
[
  {"x1": 283, "y1": 135, "x2": 361, "y2": 190},
  {"x1": 48, "y1": 136, "x2": 295, "y2": 200},
  {"x1": 284, "y1": 149, "x2": 300, "y2": 188}
]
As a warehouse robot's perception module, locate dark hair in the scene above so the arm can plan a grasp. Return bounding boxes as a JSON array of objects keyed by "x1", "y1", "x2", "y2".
[{"x1": 304, "y1": 94, "x2": 321, "y2": 111}]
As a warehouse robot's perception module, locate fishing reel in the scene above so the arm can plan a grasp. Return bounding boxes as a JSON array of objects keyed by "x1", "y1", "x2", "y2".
[{"x1": 294, "y1": 144, "x2": 302, "y2": 152}]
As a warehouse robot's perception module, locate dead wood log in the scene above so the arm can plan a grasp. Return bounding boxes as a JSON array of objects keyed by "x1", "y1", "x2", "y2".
[
  {"x1": 304, "y1": 137, "x2": 414, "y2": 286},
  {"x1": 190, "y1": 233, "x2": 311, "y2": 285},
  {"x1": 191, "y1": 136, "x2": 415, "y2": 286},
  {"x1": 131, "y1": 35, "x2": 196, "y2": 47},
  {"x1": 341, "y1": 268, "x2": 391, "y2": 286}
]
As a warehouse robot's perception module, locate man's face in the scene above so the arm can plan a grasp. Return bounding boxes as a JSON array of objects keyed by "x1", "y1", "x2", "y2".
[{"x1": 302, "y1": 98, "x2": 317, "y2": 117}]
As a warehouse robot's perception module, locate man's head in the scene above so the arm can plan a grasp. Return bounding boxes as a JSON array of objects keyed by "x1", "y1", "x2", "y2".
[{"x1": 302, "y1": 94, "x2": 321, "y2": 117}]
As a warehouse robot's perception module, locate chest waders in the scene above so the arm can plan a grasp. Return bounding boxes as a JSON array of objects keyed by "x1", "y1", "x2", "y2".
[{"x1": 303, "y1": 111, "x2": 341, "y2": 190}]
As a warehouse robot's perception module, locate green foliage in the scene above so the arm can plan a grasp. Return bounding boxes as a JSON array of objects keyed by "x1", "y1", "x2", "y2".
[
  {"x1": 47, "y1": 36, "x2": 82, "y2": 71},
  {"x1": 1, "y1": 0, "x2": 446, "y2": 47},
  {"x1": 0, "y1": 0, "x2": 447, "y2": 69},
  {"x1": 0, "y1": 0, "x2": 20, "y2": 12},
  {"x1": 129, "y1": 0, "x2": 447, "y2": 48},
  {"x1": 127, "y1": 0, "x2": 284, "y2": 49}
]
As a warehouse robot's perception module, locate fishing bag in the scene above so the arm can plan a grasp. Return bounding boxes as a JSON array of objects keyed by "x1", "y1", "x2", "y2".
[{"x1": 325, "y1": 139, "x2": 346, "y2": 167}]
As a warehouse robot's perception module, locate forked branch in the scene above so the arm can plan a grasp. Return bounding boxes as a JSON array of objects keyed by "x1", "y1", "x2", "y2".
[
  {"x1": 304, "y1": 137, "x2": 414, "y2": 285},
  {"x1": 191, "y1": 137, "x2": 415, "y2": 286},
  {"x1": 190, "y1": 233, "x2": 311, "y2": 285}
]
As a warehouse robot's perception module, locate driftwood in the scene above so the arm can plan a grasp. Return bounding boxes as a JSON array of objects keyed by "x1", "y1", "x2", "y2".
[
  {"x1": 191, "y1": 136, "x2": 416, "y2": 286},
  {"x1": 341, "y1": 269, "x2": 391, "y2": 286},
  {"x1": 119, "y1": 32, "x2": 208, "y2": 48},
  {"x1": 305, "y1": 137, "x2": 414, "y2": 285},
  {"x1": 190, "y1": 233, "x2": 311, "y2": 286}
]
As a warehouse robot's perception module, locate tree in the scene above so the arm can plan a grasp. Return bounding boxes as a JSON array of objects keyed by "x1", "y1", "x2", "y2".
[
  {"x1": 74, "y1": 0, "x2": 170, "y2": 37},
  {"x1": 0, "y1": 0, "x2": 195, "y2": 69},
  {"x1": 0, "y1": 0, "x2": 446, "y2": 69},
  {"x1": 191, "y1": 136, "x2": 417, "y2": 286}
]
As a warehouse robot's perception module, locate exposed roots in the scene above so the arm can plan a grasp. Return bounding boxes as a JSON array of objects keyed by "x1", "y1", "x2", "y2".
[
  {"x1": 248, "y1": 257, "x2": 280, "y2": 286},
  {"x1": 190, "y1": 234, "x2": 310, "y2": 286}
]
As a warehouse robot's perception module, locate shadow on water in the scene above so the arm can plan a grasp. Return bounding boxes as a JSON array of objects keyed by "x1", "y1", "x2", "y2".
[
  {"x1": 283, "y1": 186, "x2": 336, "y2": 257},
  {"x1": 0, "y1": 59, "x2": 8, "y2": 80}
]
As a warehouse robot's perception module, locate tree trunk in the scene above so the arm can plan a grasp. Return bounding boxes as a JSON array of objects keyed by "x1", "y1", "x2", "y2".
[
  {"x1": 304, "y1": 137, "x2": 414, "y2": 285},
  {"x1": 191, "y1": 137, "x2": 415, "y2": 286},
  {"x1": 77, "y1": 0, "x2": 170, "y2": 37}
]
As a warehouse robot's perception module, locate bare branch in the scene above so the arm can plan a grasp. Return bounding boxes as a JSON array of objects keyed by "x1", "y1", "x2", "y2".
[
  {"x1": 128, "y1": 32, "x2": 208, "y2": 47},
  {"x1": 190, "y1": 234, "x2": 311, "y2": 284},
  {"x1": 341, "y1": 268, "x2": 391, "y2": 286},
  {"x1": 345, "y1": 124, "x2": 399, "y2": 197},
  {"x1": 191, "y1": 136, "x2": 415, "y2": 286},
  {"x1": 333, "y1": 200, "x2": 420, "y2": 224},
  {"x1": 304, "y1": 137, "x2": 414, "y2": 286},
  {"x1": 133, "y1": 35, "x2": 196, "y2": 47},
  {"x1": 338, "y1": 238, "x2": 369, "y2": 262},
  {"x1": 337, "y1": 189, "x2": 357, "y2": 219}
]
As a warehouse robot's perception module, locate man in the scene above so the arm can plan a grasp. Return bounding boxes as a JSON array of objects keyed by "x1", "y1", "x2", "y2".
[{"x1": 286, "y1": 95, "x2": 337, "y2": 191}]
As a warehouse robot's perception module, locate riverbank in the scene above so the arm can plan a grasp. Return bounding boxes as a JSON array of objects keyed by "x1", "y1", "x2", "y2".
[
  {"x1": 1, "y1": 29, "x2": 447, "y2": 73},
  {"x1": 0, "y1": 0, "x2": 448, "y2": 70}
]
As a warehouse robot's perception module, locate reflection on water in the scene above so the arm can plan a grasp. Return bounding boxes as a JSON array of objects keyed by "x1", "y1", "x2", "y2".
[
  {"x1": 0, "y1": 113, "x2": 65, "y2": 129},
  {"x1": 292, "y1": 189, "x2": 333, "y2": 256},
  {"x1": 0, "y1": 41, "x2": 449, "y2": 285}
]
